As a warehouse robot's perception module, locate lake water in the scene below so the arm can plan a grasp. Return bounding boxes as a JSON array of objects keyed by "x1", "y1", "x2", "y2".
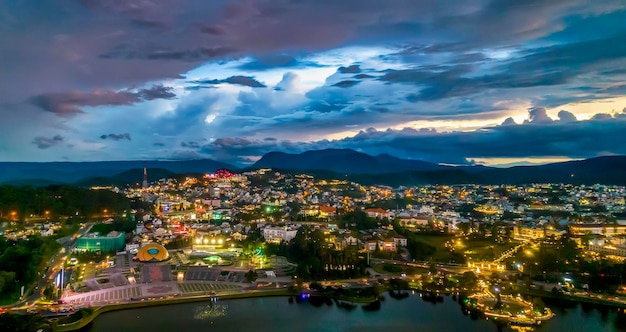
[{"x1": 83, "y1": 293, "x2": 626, "y2": 332}]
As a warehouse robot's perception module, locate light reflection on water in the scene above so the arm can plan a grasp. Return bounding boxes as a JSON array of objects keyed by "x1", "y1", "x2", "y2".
[
  {"x1": 193, "y1": 303, "x2": 228, "y2": 320},
  {"x1": 83, "y1": 293, "x2": 626, "y2": 332}
]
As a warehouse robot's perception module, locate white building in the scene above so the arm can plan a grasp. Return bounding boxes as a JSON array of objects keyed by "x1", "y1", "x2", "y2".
[{"x1": 263, "y1": 226, "x2": 298, "y2": 243}]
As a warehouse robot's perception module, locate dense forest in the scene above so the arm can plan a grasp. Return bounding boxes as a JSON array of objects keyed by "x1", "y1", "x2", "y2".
[{"x1": 0, "y1": 185, "x2": 150, "y2": 220}]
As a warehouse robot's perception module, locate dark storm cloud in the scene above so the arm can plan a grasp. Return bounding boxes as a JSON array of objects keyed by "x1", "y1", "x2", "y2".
[
  {"x1": 139, "y1": 85, "x2": 177, "y2": 100},
  {"x1": 31, "y1": 85, "x2": 176, "y2": 116},
  {"x1": 303, "y1": 101, "x2": 348, "y2": 114},
  {"x1": 100, "y1": 133, "x2": 131, "y2": 141},
  {"x1": 32, "y1": 135, "x2": 64, "y2": 149},
  {"x1": 100, "y1": 46, "x2": 239, "y2": 62},
  {"x1": 338, "y1": 65, "x2": 360, "y2": 74},
  {"x1": 184, "y1": 85, "x2": 216, "y2": 91},
  {"x1": 224, "y1": 76, "x2": 266, "y2": 88},
  {"x1": 333, "y1": 80, "x2": 360, "y2": 88},
  {"x1": 181, "y1": 141, "x2": 201, "y2": 148},
  {"x1": 191, "y1": 76, "x2": 266, "y2": 88}
]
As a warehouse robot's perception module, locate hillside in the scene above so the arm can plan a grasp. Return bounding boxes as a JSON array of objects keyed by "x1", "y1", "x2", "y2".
[
  {"x1": 0, "y1": 159, "x2": 237, "y2": 184},
  {"x1": 251, "y1": 149, "x2": 444, "y2": 174}
]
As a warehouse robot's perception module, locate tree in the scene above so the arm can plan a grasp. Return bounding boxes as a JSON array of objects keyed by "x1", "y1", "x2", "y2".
[
  {"x1": 0, "y1": 313, "x2": 48, "y2": 332},
  {"x1": 459, "y1": 271, "x2": 478, "y2": 289},
  {"x1": 428, "y1": 261, "x2": 437, "y2": 274},
  {"x1": 244, "y1": 270, "x2": 258, "y2": 283},
  {"x1": 457, "y1": 222, "x2": 471, "y2": 236},
  {"x1": 43, "y1": 285, "x2": 57, "y2": 301}
]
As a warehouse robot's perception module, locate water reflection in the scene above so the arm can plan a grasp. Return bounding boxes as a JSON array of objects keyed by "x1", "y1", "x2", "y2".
[
  {"x1": 193, "y1": 302, "x2": 227, "y2": 320},
  {"x1": 388, "y1": 290, "x2": 410, "y2": 300},
  {"x1": 85, "y1": 292, "x2": 626, "y2": 332}
]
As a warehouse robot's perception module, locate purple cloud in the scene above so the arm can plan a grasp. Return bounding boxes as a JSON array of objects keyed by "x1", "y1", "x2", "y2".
[
  {"x1": 31, "y1": 85, "x2": 175, "y2": 116},
  {"x1": 32, "y1": 135, "x2": 64, "y2": 149}
]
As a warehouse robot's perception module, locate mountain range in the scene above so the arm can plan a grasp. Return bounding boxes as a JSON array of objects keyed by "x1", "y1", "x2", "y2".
[
  {"x1": 1, "y1": 149, "x2": 625, "y2": 187},
  {"x1": 0, "y1": 159, "x2": 234, "y2": 185}
]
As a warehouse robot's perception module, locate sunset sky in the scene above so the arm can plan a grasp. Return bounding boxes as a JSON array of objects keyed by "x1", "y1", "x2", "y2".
[{"x1": 2, "y1": 0, "x2": 626, "y2": 166}]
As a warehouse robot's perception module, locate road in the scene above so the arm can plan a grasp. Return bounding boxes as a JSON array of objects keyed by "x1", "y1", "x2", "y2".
[{"x1": 14, "y1": 223, "x2": 94, "y2": 308}]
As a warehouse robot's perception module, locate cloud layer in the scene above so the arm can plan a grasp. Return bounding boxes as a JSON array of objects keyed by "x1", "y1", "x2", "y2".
[{"x1": 1, "y1": 1, "x2": 626, "y2": 164}]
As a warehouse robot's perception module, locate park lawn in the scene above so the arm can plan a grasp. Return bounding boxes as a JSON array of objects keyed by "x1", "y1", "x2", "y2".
[
  {"x1": 408, "y1": 234, "x2": 521, "y2": 263},
  {"x1": 411, "y1": 234, "x2": 455, "y2": 261},
  {"x1": 412, "y1": 234, "x2": 452, "y2": 249},
  {"x1": 462, "y1": 240, "x2": 520, "y2": 261},
  {"x1": 408, "y1": 234, "x2": 471, "y2": 262}
]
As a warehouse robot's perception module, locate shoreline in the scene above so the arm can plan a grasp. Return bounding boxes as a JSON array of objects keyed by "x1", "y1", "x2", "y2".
[
  {"x1": 53, "y1": 290, "x2": 294, "y2": 332},
  {"x1": 52, "y1": 284, "x2": 626, "y2": 331}
]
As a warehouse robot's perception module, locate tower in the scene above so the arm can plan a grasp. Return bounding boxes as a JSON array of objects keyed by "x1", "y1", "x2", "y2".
[{"x1": 142, "y1": 162, "x2": 148, "y2": 189}]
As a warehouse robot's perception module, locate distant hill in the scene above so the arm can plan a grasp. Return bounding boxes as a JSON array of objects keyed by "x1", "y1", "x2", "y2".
[
  {"x1": 76, "y1": 168, "x2": 178, "y2": 187},
  {"x1": 251, "y1": 150, "x2": 626, "y2": 186},
  {"x1": 0, "y1": 159, "x2": 236, "y2": 185},
  {"x1": 477, "y1": 156, "x2": 626, "y2": 185},
  {"x1": 1, "y1": 178, "x2": 65, "y2": 187},
  {"x1": 251, "y1": 149, "x2": 445, "y2": 174}
]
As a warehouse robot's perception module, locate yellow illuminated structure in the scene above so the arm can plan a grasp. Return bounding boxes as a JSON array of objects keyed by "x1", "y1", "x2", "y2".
[{"x1": 135, "y1": 243, "x2": 170, "y2": 262}]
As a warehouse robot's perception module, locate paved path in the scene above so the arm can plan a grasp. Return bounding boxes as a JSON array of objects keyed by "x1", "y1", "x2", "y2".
[{"x1": 61, "y1": 281, "x2": 243, "y2": 305}]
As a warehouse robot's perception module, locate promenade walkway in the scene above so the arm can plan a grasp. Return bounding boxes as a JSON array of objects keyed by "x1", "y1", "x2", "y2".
[{"x1": 61, "y1": 280, "x2": 243, "y2": 306}]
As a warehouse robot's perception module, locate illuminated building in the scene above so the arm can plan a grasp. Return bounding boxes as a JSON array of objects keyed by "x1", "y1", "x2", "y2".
[
  {"x1": 193, "y1": 228, "x2": 226, "y2": 250},
  {"x1": 76, "y1": 231, "x2": 125, "y2": 252},
  {"x1": 135, "y1": 243, "x2": 170, "y2": 262},
  {"x1": 263, "y1": 226, "x2": 298, "y2": 243}
]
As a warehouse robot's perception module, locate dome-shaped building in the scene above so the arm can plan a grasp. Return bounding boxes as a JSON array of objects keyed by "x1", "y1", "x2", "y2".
[{"x1": 135, "y1": 243, "x2": 170, "y2": 262}]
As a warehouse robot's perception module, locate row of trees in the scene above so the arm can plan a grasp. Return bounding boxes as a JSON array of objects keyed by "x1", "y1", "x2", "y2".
[
  {"x1": 0, "y1": 185, "x2": 139, "y2": 220},
  {"x1": 0, "y1": 235, "x2": 60, "y2": 299}
]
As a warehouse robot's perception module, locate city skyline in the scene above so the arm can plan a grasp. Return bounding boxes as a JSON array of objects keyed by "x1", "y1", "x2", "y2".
[{"x1": 2, "y1": 1, "x2": 626, "y2": 166}]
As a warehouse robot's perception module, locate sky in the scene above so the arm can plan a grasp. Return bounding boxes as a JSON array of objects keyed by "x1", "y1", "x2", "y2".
[{"x1": 2, "y1": 0, "x2": 626, "y2": 167}]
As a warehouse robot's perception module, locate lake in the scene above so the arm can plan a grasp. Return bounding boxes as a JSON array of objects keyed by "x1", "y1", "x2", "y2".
[{"x1": 82, "y1": 292, "x2": 625, "y2": 332}]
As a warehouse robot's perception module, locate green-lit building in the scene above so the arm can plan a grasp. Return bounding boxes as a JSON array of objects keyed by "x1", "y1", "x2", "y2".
[{"x1": 76, "y1": 231, "x2": 125, "y2": 252}]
